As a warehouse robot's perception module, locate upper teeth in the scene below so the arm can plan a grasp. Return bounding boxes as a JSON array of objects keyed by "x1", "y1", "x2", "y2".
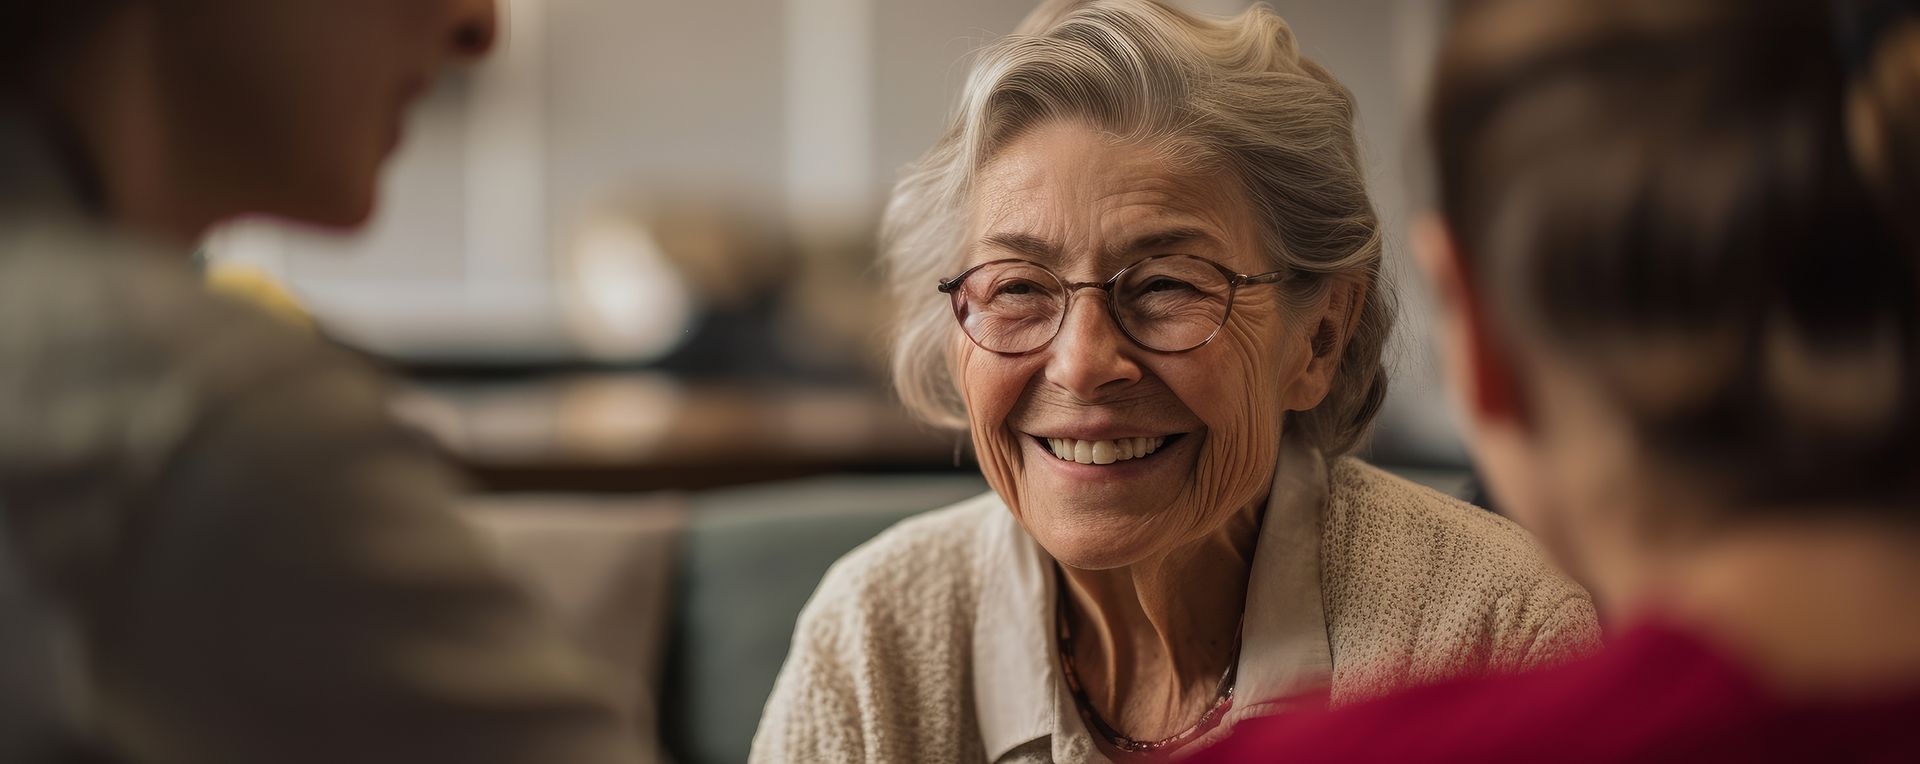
[{"x1": 1045, "y1": 437, "x2": 1167, "y2": 465}]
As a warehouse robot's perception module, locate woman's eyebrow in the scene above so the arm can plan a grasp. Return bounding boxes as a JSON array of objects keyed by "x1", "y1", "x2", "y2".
[
  {"x1": 979, "y1": 232, "x2": 1058, "y2": 259},
  {"x1": 1103, "y1": 227, "x2": 1216, "y2": 260}
]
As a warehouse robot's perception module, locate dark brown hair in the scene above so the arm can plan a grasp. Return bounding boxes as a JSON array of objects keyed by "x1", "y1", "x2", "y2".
[
  {"x1": 1430, "y1": 0, "x2": 1920, "y2": 511},
  {"x1": 0, "y1": 2, "x2": 122, "y2": 99}
]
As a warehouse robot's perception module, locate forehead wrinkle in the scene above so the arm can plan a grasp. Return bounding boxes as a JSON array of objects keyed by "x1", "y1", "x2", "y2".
[
  {"x1": 1087, "y1": 180, "x2": 1242, "y2": 258},
  {"x1": 969, "y1": 131, "x2": 1250, "y2": 272},
  {"x1": 974, "y1": 218, "x2": 1233, "y2": 272},
  {"x1": 974, "y1": 223, "x2": 1226, "y2": 271},
  {"x1": 1099, "y1": 226, "x2": 1221, "y2": 262}
]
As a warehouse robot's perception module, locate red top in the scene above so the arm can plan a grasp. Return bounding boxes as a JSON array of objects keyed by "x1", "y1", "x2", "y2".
[{"x1": 1195, "y1": 620, "x2": 1920, "y2": 763}]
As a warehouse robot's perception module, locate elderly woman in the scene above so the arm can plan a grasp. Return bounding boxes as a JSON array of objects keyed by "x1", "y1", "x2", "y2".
[{"x1": 753, "y1": 1, "x2": 1597, "y2": 761}]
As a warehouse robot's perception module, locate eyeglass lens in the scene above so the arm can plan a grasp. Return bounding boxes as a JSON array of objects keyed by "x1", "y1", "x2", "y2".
[{"x1": 947, "y1": 256, "x2": 1233, "y2": 353}]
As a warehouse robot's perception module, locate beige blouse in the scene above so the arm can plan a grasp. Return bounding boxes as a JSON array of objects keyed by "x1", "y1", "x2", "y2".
[{"x1": 752, "y1": 447, "x2": 1600, "y2": 763}]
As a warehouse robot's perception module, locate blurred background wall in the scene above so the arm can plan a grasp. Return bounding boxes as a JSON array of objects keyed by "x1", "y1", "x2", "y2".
[{"x1": 205, "y1": 0, "x2": 1465, "y2": 491}]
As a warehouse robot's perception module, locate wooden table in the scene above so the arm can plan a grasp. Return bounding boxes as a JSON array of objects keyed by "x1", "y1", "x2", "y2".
[{"x1": 395, "y1": 373, "x2": 965, "y2": 492}]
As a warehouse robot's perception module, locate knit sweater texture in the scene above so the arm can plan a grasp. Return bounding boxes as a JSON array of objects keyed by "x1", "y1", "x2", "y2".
[{"x1": 753, "y1": 458, "x2": 1600, "y2": 763}]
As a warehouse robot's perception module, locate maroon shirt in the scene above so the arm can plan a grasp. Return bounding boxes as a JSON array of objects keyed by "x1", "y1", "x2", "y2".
[{"x1": 1196, "y1": 620, "x2": 1920, "y2": 763}]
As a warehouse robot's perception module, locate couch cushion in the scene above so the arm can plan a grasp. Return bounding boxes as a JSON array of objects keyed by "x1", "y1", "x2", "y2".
[
  {"x1": 466, "y1": 495, "x2": 685, "y2": 763},
  {"x1": 660, "y1": 474, "x2": 986, "y2": 764}
]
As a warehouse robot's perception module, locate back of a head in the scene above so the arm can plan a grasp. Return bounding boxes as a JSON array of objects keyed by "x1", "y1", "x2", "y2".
[
  {"x1": 1430, "y1": 0, "x2": 1920, "y2": 512},
  {"x1": 0, "y1": 3, "x2": 116, "y2": 101}
]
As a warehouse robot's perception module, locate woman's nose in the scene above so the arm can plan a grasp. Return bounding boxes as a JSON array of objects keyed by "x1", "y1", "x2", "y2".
[
  {"x1": 448, "y1": 0, "x2": 500, "y2": 60},
  {"x1": 1044, "y1": 291, "x2": 1143, "y2": 401}
]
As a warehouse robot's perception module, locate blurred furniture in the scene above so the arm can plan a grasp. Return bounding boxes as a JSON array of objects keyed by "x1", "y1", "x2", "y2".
[
  {"x1": 466, "y1": 473, "x2": 987, "y2": 764},
  {"x1": 467, "y1": 494, "x2": 687, "y2": 762},
  {"x1": 404, "y1": 373, "x2": 964, "y2": 493},
  {"x1": 660, "y1": 475, "x2": 991, "y2": 763}
]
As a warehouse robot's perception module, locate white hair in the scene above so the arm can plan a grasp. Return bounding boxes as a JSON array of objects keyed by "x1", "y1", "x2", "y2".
[{"x1": 885, "y1": 0, "x2": 1394, "y2": 456}]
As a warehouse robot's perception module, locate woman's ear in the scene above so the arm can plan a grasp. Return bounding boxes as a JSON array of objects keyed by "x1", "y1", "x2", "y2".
[
  {"x1": 1412, "y1": 214, "x2": 1529, "y2": 430},
  {"x1": 1281, "y1": 276, "x2": 1366, "y2": 412}
]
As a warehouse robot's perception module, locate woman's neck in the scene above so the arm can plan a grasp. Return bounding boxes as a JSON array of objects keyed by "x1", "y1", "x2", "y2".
[
  {"x1": 1058, "y1": 500, "x2": 1260, "y2": 742},
  {"x1": 1599, "y1": 513, "x2": 1920, "y2": 698}
]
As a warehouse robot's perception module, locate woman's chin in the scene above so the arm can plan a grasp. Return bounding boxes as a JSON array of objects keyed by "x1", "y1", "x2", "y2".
[
  {"x1": 1020, "y1": 509, "x2": 1171, "y2": 571},
  {"x1": 1050, "y1": 545, "x2": 1148, "y2": 572}
]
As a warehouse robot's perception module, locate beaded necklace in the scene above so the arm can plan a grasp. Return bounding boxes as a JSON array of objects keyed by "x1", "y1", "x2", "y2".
[{"x1": 1054, "y1": 575, "x2": 1242, "y2": 756}]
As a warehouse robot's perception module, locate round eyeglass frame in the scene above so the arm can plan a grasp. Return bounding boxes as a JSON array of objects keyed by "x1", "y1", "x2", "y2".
[{"x1": 936, "y1": 253, "x2": 1292, "y2": 355}]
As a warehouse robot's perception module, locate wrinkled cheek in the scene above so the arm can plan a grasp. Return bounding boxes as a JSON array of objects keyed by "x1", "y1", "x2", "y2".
[
  {"x1": 972, "y1": 423, "x2": 1027, "y2": 517},
  {"x1": 956, "y1": 343, "x2": 1030, "y2": 515},
  {"x1": 1177, "y1": 318, "x2": 1290, "y2": 527}
]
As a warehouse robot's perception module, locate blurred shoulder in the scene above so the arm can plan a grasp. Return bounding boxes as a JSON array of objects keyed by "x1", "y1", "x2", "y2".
[
  {"x1": 0, "y1": 218, "x2": 400, "y2": 500},
  {"x1": 0, "y1": 217, "x2": 426, "y2": 606},
  {"x1": 0, "y1": 219, "x2": 348, "y2": 392}
]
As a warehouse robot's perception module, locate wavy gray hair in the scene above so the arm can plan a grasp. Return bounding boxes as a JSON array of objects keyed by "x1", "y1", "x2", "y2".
[{"x1": 885, "y1": 0, "x2": 1393, "y2": 456}]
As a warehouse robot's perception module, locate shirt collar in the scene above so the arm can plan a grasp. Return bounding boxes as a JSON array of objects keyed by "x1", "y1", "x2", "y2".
[
  {"x1": 1222, "y1": 439, "x2": 1333, "y2": 723},
  {"x1": 971, "y1": 439, "x2": 1333, "y2": 761},
  {"x1": 970, "y1": 495, "x2": 1061, "y2": 761}
]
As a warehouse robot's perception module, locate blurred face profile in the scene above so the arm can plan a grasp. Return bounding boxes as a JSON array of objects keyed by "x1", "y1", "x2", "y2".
[
  {"x1": 956, "y1": 121, "x2": 1333, "y2": 570},
  {"x1": 156, "y1": 0, "x2": 496, "y2": 227}
]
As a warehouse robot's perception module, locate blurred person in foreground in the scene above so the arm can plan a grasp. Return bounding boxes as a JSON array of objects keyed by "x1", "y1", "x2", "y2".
[
  {"x1": 0, "y1": 2, "x2": 639, "y2": 763},
  {"x1": 752, "y1": 2, "x2": 1598, "y2": 761},
  {"x1": 1198, "y1": 0, "x2": 1920, "y2": 760}
]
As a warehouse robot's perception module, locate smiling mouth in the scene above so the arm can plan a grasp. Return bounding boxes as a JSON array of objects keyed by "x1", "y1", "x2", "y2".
[{"x1": 1032, "y1": 433, "x2": 1187, "y2": 465}]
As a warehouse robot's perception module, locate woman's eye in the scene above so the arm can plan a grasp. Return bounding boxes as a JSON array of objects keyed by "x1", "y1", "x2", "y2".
[
  {"x1": 995, "y1": 281, "x2": 1038, "y2": 296},
  {"x1": 1142, "y1": 277, "x2": 1194, "y2": 293}
]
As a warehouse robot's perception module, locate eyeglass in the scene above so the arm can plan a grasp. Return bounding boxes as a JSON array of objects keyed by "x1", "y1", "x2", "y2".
[{"x1": 936, "y1": 254, "x2": 1292, "y2": 355}]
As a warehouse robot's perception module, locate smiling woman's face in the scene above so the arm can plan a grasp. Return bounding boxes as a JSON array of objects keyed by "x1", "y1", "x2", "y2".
[{"x1": 958, "y1": 121, "x2": 1337, "y2": 570}]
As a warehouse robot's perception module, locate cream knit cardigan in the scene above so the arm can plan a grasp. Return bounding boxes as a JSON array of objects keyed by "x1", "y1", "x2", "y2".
[{"x1": 753, "y1": 458, "x2": 1600, "y2": 762}]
